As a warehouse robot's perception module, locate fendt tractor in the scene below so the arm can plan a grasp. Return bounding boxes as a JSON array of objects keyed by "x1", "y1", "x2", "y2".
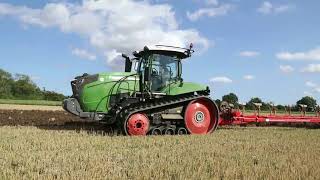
[{"x1": 63, "y1": 44, "x2": 220, "y2": 136}]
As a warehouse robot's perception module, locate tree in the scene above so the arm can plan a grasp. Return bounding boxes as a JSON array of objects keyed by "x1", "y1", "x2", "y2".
[
  {"x1": 248, "y1": 97, "x2": 262, "y2": 104},
  {"x1": 215, "y1": 99, "x2": 221, "y2": 107},
  {"x1": 222, "y1": 93, "x2": 239, "y2": 105},
  {"x1": 12, "y1": 74, "x2": 42, "y2": 99},
  {"x1": 0, "y1": 69, "x2": 14, "y2": 98},
  {"x1": 0, "y1": 68, "x2": 67, "y2": 101},
  {"x1": 246, "y1": 97, "x2": 269, "y2": 110},
  {"x1": 43, "y1": 90, "x2": 66, "y2": 101},
  {"x1": 276, "y1": 104, "x2": 285, "y2": 111},
  {"x1": 296, "y1": 96, "x2": 317, "y2": 112}
]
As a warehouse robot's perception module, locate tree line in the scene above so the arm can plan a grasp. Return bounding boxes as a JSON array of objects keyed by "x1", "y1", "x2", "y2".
[
  {"x1": 0, "y1": 69, "x2": 66, "y2": 101},
  {"x1": 216, "y1": 93, "x2": 318, "y2": 112}
]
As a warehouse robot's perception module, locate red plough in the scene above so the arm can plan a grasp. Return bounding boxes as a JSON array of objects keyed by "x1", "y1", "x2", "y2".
[{"x1": 218, "y1": 102, "x2": 320, "y2": 126}]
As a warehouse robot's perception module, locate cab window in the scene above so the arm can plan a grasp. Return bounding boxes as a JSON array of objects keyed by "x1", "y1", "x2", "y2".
[{"x1": 149, "y1": 54, "x2": 179, "y2": 91}]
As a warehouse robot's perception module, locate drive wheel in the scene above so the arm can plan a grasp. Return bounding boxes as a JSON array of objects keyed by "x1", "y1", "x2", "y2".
[
  {"x1": 184, "y1": 98, "x2": 219, "y2": 135},
  {"x1": 124, "y1": 113, "x2": 150, "y2": 136}
]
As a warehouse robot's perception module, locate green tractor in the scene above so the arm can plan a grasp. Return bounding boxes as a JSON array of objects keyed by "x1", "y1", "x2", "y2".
[{"x1": 63, "y1": 44, "x2": 219, "y2": 136}]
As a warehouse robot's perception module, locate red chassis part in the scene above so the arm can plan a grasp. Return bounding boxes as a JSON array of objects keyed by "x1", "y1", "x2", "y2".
[{"x1": 219, "y1": 111, "x2": 320, "y2": 126}]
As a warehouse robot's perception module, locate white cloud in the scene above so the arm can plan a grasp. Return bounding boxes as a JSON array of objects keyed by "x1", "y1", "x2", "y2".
[
  {"x1": 274, "y1": 5, "x2": 290, "y2": 13},
  {"x1": 71, "y1": 48, "x2": 96, "y2": 61},
  {"x1": 206, "y1": 0, "x2": 219, "y2": 6},
  {"x1": 304, "y1": 91, "x2": 313, "y2": 96},
  {"x1": 210, "y1": 76, "x2": 233, "y2": 83},
  {"x1": 193, "y1": 0, "x2": 219, "y2": 6},
  {"x1": 305, "y1": 81, "x2": 320, "y2": 95},
  {"x1": 0, "y1": 1, "x2": 209, "y2": 69},
  {"x1": 276, "y1": 47, "x2": 320, "y2": 61},
  {"x1": 30, "y1": 76, "x2": 41, "y2": 80},
  {"x1": 280, "y1": 65, "x2": 294, "y2": 73},
  {"x1": 301, "y1": 64, "x2": 320, "y2": 73},
  {"x1": 258, "y1": 1, "x2": 272, "y2": 14},
  {"x1": 187, "y1": 4, "x2": 233, "y2": 21},
  {"x1": 239, "y1": 51, "x2": 260, "y2": 57},
  {"x1": 104, "y1": 50, "x2": 124, "y2": 71},
  {"x1": 257, "y1": 1, "x2": 291, "y2": 14},
  {"x1": 306, "y1": 81, "x2": 317, "y2": 88},
  {"x1": 243, "y1": 75, "x2": 255, "y2": 80}
]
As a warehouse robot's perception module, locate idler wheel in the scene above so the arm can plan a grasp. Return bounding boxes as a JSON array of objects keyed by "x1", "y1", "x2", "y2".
[
  {"x1": 150, "y1": 127, "x2": 162, "y2": 135},
  {"x1": 163, "y1": 128, "x2": 175, "y2": 135},
  {"x1": 176, "y1": 127, "x2": 188, "y2": 135},
  {"x1": 125, "y1": 113, "x2": 150, "y2": 136}
]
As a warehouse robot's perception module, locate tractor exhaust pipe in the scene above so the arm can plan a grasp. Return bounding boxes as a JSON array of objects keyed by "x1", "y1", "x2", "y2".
[{"x1": 177, "y1": 127, "x2": 188, "y2": 135}]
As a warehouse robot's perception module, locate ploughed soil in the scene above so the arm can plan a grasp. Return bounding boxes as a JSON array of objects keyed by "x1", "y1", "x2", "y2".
[
  {"x1": 0, "y1": 108, "x2": 319, "y2": 134},
  {"x1": 0, "y1": 109, "x2": 113, "y2": 134}
]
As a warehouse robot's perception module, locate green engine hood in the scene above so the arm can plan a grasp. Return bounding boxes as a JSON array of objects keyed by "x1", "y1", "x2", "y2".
[
  {"x1": 98, "y1": 72, "x2": 138, "y2": 81},
  {"x1": 161, "y1": 81, "x2": 208, "y2": 95},
  {"x1": 80, "y1": 72, "x2": 139, "y2": 112}
]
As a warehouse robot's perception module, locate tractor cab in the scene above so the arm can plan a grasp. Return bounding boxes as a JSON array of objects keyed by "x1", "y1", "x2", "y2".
[
  {"x1": 146, "y1": 53, "x2": 179, "y2": 91},
  {"x1": 123, "y1": 45, "x2": 194, "y2": 94}
]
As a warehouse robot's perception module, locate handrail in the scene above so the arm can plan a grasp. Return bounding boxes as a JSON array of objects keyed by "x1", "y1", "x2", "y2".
[{"x1": 93, "y1": 74, "x2": 139, "y2": 116}]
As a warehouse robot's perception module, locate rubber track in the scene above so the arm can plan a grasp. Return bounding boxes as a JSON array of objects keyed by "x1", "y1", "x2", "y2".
[{"x1": 118, "y1": 94, "x2": 209, "y2": 134}]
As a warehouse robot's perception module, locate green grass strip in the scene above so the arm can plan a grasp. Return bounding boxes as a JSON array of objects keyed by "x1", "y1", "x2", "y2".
[{"x1": 0, "y1": 99, "x2": 61, "y2": 106}]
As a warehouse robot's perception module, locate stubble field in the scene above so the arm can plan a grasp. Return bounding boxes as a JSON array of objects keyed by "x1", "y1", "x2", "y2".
[{"x1": 0, "y1": 105, "x2": 319, "y2": 179}]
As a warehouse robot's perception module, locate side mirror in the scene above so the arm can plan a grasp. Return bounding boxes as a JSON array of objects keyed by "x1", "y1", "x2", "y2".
[
  {"x1": 144, "y1": 67, "x2": 150, "y2": 81},
  {"x1": 122, "y1": 54, "x2": 132, "y2": 72},
  {"x1": 133, "y1": 51, "x2": 141, "y2": 57},
  {"x1": 122, "y1": 53, "x2": 129, "y2": 59}
]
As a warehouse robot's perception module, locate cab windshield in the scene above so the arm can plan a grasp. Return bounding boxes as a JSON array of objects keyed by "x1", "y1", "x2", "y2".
[
  {"x1": 138, "y1": 53, "x2": 181, "y2": 91},
  {"x1": 149, "y1": 54, "x2": 180, "y2": 91}
]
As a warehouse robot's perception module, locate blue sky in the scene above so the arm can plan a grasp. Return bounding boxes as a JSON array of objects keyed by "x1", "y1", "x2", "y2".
[{"x1": 0, "y1": 0, "x2": 319, "y2": 105}]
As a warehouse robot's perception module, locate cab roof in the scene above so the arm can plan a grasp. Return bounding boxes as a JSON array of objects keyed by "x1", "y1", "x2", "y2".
[{"x1": 133, "y1": 45, "x2": 193, "y2": 59}]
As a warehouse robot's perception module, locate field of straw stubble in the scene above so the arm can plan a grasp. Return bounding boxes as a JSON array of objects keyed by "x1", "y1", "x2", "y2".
[
  {"x1": 0, "y1": 126, "x2": 320, "y2": 179},
  {"x1": 0, "y1": 105, "x2": 319, "y2": 179}
]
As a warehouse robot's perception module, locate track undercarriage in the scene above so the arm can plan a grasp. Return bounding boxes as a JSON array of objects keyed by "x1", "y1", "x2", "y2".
[{"x1": 112, "y1": 93, "x2": 220, "y2": 136}]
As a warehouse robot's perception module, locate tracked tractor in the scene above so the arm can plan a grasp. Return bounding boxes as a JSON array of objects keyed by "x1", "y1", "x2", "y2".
[{"x1": 63, "y1": 44, "x2": 220, "y2": 135}]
